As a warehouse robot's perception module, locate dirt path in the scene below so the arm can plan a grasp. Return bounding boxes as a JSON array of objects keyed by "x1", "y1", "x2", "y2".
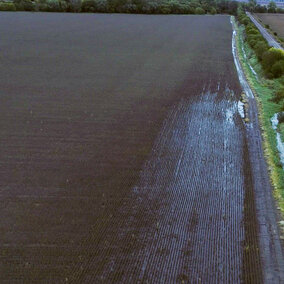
[{"x1": 232, "y1": 18, "x2": 284, "y2": 283}]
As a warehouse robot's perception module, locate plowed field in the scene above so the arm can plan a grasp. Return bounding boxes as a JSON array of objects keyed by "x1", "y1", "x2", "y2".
[
  {"x1": 256, "y1": 13, "x2": 284, "y2": 38},
  {"x1": 0, "y1": 13, "x2": 262, "y2": 283}
]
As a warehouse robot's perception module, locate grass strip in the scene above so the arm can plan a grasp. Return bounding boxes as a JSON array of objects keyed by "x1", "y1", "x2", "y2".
[{"x1": 234, "y1": 19, "x2": 284, "y2": 214}]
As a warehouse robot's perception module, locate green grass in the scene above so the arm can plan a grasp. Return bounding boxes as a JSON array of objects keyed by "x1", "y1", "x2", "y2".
[{"x1": 235, "y1": 22, "x2": 284, "y2": 213}]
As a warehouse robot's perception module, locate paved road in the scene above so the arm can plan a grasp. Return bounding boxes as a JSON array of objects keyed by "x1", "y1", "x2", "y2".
[{"x1": 246, "y1": 12, "x2": 283, "y2": 50}]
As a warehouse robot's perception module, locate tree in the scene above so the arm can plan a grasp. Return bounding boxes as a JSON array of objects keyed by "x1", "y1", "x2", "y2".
[
  {"x1": 13, "y1": 0, "x2": 35, "y2": 10},
  {"x1": 254, "y1": 41, "x2": 268, "y2": 60},
  {"x1": 228, "y1": 1, "x2": 238, "y2": 15},
  {"x1": 0, "y1": 2, "x2": 16, "y2": 10},
  {"x1": 262, "y1": 48, "x2": 284, "y2": 77},
  {"x1": 248, "y1": 0, "x2": 257, "y2": 12},
  {"x1": 268, "y1": 1, "x2": 277, "y2": 13},
  {"x1": 195, "y1": 7, "x2": 205, "y2": 14},
  {"x1": 209, "y1": 7, "x2": 216, "y2": 14},
  {"x1": 81, "y1": 0, "x2": 94, "y2": 11},
  {"x1": 255, "y1": 4, "x2": 267, "y2": 13},
  {"x1": 271, "y1": 60, "x2": 284, "y2": 78}
]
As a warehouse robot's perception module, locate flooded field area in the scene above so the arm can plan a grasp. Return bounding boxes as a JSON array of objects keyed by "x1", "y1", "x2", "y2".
[{"x1": 0, "y1": 13, "x2": 264, "y2": 282}]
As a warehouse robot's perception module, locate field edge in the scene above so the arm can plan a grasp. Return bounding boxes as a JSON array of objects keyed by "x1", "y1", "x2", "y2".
[
  {"x1": 232, "y1": 16, "x2": 284, "y2": 282},
  {"x1": 233, "y1": 16, "x2": 284, "y2": 228}
]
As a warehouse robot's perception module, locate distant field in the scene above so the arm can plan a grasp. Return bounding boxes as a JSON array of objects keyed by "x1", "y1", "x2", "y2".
[
  {"x1": 0, "y1": 13, "x2": 261, "y2": 283},
  {"x1": 256, "y1": 13, "x2": 284, "y2": 38}
]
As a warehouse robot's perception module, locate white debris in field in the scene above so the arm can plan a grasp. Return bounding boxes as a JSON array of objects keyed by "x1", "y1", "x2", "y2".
[
  {"x1": 230, "y1": 17, "x2": 254, "y2": 99},
  {"x1": 226, "y1": 107, "x2": 234, "y2": 124},
  {"x1": 276, "y1": 133, "x2": 284, "y2": 167},
  {"x1": 241, "y1": 43, "x2": 259, "y2": 81},
  {"x1": 238, "y1": 101, "x2": 245, "y2": 119},
  {"x1": 271, "y1": 113, "x2": 284, "y2": 169},
  {"x1": 271, "y1": 113, "x2": 278, "y2": 130}
]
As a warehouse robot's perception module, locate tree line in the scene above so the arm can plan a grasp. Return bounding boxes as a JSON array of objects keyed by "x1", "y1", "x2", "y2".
[
  {"x1": 238, "y1": 9, "x2": 284, "y2": 78},
  {"x1": 0, "y1": 0, "x2": 239, "y2": 14},
  {"x1": 245, "y1": 0, "x2": 284, "y2": 13},
  {"x1": 237, "y1": 8, "x2": 284, "y2": 109},
  {"x1": 1, "y1": 0, "x2": 283, "y2": 14}
]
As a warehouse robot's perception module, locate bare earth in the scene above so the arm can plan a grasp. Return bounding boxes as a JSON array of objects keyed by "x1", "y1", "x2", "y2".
[
  {"x1": 256, "y1": 13, "x2": 284, "y2": 38},
  {"x1": 0, "y1": 13, "x2": 263, "y2": 283}
]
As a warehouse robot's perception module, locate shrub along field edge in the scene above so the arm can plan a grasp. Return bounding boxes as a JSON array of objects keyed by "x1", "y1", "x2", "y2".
[{"x1": 234, "y1": 14, "x2": 284, "y2": 216}]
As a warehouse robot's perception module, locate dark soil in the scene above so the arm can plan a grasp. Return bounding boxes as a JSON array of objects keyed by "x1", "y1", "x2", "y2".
[
  {"x1": 242, "y1": 137, "x2": 263, "y2": 284},
  {"x1": 0, "y1": 13, "x2": 263, "y2": 283}
]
